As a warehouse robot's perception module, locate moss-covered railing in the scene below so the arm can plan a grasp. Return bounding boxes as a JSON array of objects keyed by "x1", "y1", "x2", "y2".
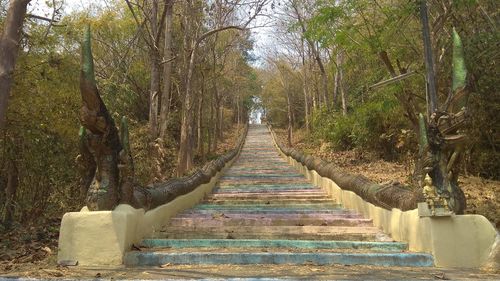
[
  {"x1": 268, "y1": 125, "x2": 421, "y2": 211},
  {"x1": 268, "y1": 125, "x2": 498, "y2": 269},
  {"x1": 132, "y1": 125, "x2": 247, "y2": 211}
]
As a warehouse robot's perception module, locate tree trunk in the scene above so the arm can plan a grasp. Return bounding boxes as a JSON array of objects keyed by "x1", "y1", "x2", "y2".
[
  {"x1": 286, "y1": 92, "x2": 293, "y2": 147},
  {"x1": 333, "y1": 51, "x2": 341, "y2": 105},
  {"x1": 176, "y1": 0, "x2": 196, "y2": 176},
  {"x1": 378, "y1": 50, "x2": 419, "y2": 130},
  {"x1": 208, "y1": 93, "x2": 214, "y2": 153},
  {"x1": 197, "y1": 86, "x2": 204, "y2": 156},
  {"x1": 236, "y1": 95, "x2": 241, "y2": 128},
  {"x1": 0, "y1": 0, "x2": 31, "y2": 130},
  {"x1": 338, "y1": 52, "x2": 347, "y2": 116},
  {"x1": 215, "y1": 93, "x2": 223, "y2": 141},
  {"x1": 176, "y1": 48, "x2": 196, "y2": 176},
  {"x1": 159, "y1": 0, "x2": 174, "y2": 139},
  {"x1": 419, "y1": 0, "x2": 438, "y2": 117},
  {"x1": 317, "y1": 54, "x2": 329, "y2": 108},
  {"x1": 301, "y1": 39, "x2": 310, "y2": 132},
  {"x1": 148, "y1": 1, "x2": 161, "y2": 137},
  {"x1": 292, "y1": 2, "x2": 329, "y2": 109},
  {"x1": 219, "y1": 103, "x2": 224, "y2": 139}
]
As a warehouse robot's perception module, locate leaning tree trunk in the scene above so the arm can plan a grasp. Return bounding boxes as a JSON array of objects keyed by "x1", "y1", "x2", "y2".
[{"x1": 0, "y1": 0, "x2": 31, "y2": 130}]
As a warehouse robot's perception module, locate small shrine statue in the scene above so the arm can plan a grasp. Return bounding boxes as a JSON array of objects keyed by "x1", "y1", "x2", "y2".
[
  {"x1": 422, "y1": 174, "x2": 451, "y2": 216},
  {"x1": 423, "y1": 174, "x2": 439, "y2": 215}
]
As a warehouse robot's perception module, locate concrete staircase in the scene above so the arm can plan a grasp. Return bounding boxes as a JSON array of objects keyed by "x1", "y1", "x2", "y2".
[{"x1": 125, "y1": 125, "x2": 434, "y2": 267}]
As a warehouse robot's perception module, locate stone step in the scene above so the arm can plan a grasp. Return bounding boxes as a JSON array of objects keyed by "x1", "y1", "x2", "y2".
[
  {"x1": 167, "y1": 216, "x2": 373, "y2": 227},
  {"x1": 180, "y1": 209, "x2": 353, "y2": 216},
  {"x1": 208, "y1": 191, "x2": 328, "y2": 198},
  {"x1": 124, "y1": 251, "x2": 434, "y2": 267},
  {"x1": 212, "y1": 189, "x2": 324, "y2": 194},
  {"x1": 221, "y1": 171, "x2": 304, "y2": 176},
  {"x1": 139, "y1": 239, "x2": 407, "y2": 252},
  {"x1": 206, "y1": 196, "x2": 330, "y2": 202},
  {"x1": 218, "y1": 179, "x2": 312, "y2": 185},
  {"x1": 192, "y1": 203, "x2": 342, "y2": 210},
  {"x1": 216, "y1": 185, "x2": 317, "y2": 191},
  {"x1": 216, "y1": 183, "x2": 316, "y2": 187},
  {"x1": 155, "y1": 225, "x2": 388, "y2": 241},
  {"x1": 204, "y1": 198, "x2": 337, "y2": 205},
  {"x1": 226, "y1": 166, "x2": 295, "y2": 170},
  {"x1": 174, "y1": 213, "x2": 365, "y2": 221}
]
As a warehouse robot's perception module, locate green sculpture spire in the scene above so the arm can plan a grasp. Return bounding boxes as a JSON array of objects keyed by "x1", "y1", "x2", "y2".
[
  {"x1": 82, "y1": 24, "x2": 96, "y2": 85},
  {"x1": 452, "y1": 27, "x2": 466, "y2": 92}
]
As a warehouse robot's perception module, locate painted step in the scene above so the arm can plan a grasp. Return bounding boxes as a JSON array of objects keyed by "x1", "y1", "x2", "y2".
[
  {"x1": 214, "y1": 184, "x2": 322, "y2": 189},
  {"x1": 167, "y1": 216, "x2": 373, "y2": 227},
  {"x1": 212, "y1": 189, "x2": 325, "y2": 194},
  {"x1": 174, "y1": 213, "x2": 365, "y2": 221},
  {"x1": 225, "y1": 168, "x2": 300, "y2": 173},
  {"x1": 181, "y1": 209, "x2": 353, "y2": 215},
  {"x1": 156, "y1": 225, "x2": 389, "y2": 241},
  {"x1": 124, "y1": 251, "x2": 434, "y2": 267},
  {"x1": 140, "y1": 239, "x2": 407, "y2": 251},
  {"x1": 204, "y1": 198, "x2": 338, "y2": 205},
  {"x1": 209, "y1": 192, "x2": 328, "y2": 198},
  {"x1": 207, "y1": 196, "x2": 330, "y2": 202},
  {"x1": 216, "y1": 183, "x2": 317, "y2": 188},
  {"x1": 192, "y1": 203, "x2": 342, "y2": 210},
  {"x1": 218, "y1": 179, "x2": 312, "y2": 185},
  {"x1": 220, "y1": 173, "x2": 307, "y2": 177}
]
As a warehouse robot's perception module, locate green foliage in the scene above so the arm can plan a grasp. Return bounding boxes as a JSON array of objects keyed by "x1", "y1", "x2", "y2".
[
  {"x1": 272, "y1": 0, "x2": 498, "y2": 179},
  {"x1": 1, "y1": 36, "x2": 82, "y2": 220},
  {"x1": 311, "y1": 93, "x2": 408, "y2": 158}
]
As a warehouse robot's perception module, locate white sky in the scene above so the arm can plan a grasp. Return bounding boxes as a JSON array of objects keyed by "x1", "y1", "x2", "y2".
[
  {"x1": 29, "y1": 0, "x2": 272, "y2": 64},
  {"x1": 29, "y1": 0, "x2": 105, "y2": 15}
]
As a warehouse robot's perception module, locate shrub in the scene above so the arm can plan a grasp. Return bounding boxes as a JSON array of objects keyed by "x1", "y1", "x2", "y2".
[{"x1": 311, "y1": 93, "x2": 410, "y2": 159}]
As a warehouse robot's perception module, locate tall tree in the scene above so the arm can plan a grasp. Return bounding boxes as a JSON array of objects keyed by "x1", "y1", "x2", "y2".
[
  {"x1": 0, "y1": 0, "x2": 31, "y2": 130},
  {"x1": 125, "y1": 0, "x2": 168, "y2": 136},
  {"x1": 176, "y1": 0, "x2": 268, "y2": 176},
  {"x1": 291, "y1": 0, "x2": 329, "y2": 109},
  {"x1": 159, "y1": 0, "x2": 174, "y2": 139}
]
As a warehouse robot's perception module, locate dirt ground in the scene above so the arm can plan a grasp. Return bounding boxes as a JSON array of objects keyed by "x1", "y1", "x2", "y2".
[
  {"x1": 275, "y1": 129, "x2": 500, "y2": 229},
  {"x1": 1, "y1": 264, "x2": 499, "y2": 280}
]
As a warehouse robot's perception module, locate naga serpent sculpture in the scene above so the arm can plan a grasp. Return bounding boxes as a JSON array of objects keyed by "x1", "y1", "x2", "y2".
[
  {"x1": 270, "y1": 29, "x2": 468, "y2": 214},
  {"x1": 76, "y1": 26, "x2": 246, "y2": 211}
]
